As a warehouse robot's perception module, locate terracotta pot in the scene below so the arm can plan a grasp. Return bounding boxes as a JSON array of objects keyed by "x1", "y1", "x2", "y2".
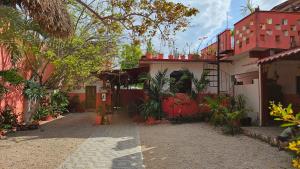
[
  {"x1": 146, "y1": 52, "x2": 152, "y2": 59},
  {"x1": 157, "y1": 53, "x2": 163, "y2": 59},
  {"x1": 107, "y1": 114, "x2": 113, "y2": 124},
  {"x1": 146, "y1": 117, "x2": 156, "y2": 125},
  {"x1": 46, "y1": 115, "x2": 54, "y2": 121},
  {"x1": 95, "y1": 115, "x2": 103, "y2": 125},
  {"x1": 168, "y1": 55, "x2": 174, "y2": 59}
]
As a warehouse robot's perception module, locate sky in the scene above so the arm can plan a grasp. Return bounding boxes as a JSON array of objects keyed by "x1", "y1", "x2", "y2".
[{"x1": 152, "y1": 0, "x2": 286, "y2": 55}]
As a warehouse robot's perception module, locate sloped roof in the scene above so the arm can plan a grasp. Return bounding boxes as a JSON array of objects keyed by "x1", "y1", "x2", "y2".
[{"x1": 257, "y1": 47, "x2": 300, "y2": 64}]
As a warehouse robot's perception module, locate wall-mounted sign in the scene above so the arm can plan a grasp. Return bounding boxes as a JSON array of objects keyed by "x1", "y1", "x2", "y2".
[{"x1": 101, "y1": 93, "x2": 106, "y2": 102}]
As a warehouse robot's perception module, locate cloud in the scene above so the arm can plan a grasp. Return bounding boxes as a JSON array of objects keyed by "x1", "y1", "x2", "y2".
[
  {"x1": 252, "y1": 0, "x2": 286, "y2": 10},
  {"x1": 152, "y1": 0, "x2": 232, "y2": 55}
]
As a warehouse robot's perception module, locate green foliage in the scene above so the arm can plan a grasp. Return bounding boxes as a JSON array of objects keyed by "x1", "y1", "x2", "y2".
[
  {"x1": 206, "y1": 96, "x2": 244, "y2": 135},
  {"x1": 24, "y1": 80, "x2": 46, "y2": 101},
  {"x1": 191, "y1": 70, "x2": 210, "y2": 99},
  {"x1": 170, "y1": 69, "x2": 193, "y2": 94},
  {"x1": 120, "y1": 43, "x2": 143, "y2": 69},
  {"x1": 0, "y1": 106, "x2": 17, "y2": 129},
  {"x1": 241, "y1": 0, "x2": 256, "y2": 16},
  {"x1": 139, "y1": 69, "x2": 170, "y2": 119},
  {"x1": 146, "y1": 40, "x2": 155, "y2": 53},
  {"x1": 0, "y1": 69, "x2": 24, "y2": 97},
  {"x1": 33, "y1": 107, "x2": 50, "y2": 121},
  {"x1": 50, "y1": 90, "x2": 69, "y2": 114},
  {"x1": 205, "y1": 96, "x2": 227, "y2": 126},
  {"x1": 139, "y1": 99, "x2": 160, "y2": 119}
]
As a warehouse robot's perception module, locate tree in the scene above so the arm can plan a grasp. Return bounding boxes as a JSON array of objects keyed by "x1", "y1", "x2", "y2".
[
  {"x1": 72, "y1": 0, "x2": 199, "y2": 40},
  {"x1": 120, "y1": 43, "x2": 142, "y2": 69},
  {"x1": 241, "y1": 0, "x2": 256, "y2": 16}
]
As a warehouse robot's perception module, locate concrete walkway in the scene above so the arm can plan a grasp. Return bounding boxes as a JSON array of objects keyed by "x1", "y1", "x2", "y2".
[{"x1": 58, "y1": 124, "x2": 144, "y2": 169}]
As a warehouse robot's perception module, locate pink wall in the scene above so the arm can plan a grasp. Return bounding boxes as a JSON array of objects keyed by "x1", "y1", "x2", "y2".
[
  {"x1": 234, "y1": 11, "x2": 300, "y2": 55},
  {"x1": 0, "y1": 47, "x2": 55, "y2": 122}
]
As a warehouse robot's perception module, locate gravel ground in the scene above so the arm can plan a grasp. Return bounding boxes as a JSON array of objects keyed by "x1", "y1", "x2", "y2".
[
  {"x1": 0, "y1": 112, "x2": 97, "y2": 169},
  {"x1": 139, "y1": 123, "x2": 292, "y2": 169}
]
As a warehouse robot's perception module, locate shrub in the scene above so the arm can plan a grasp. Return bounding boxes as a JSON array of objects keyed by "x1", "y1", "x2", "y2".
[
  {"x1": 33, "y1": 107, "x2": 50, "y2": 121},
  {"x1": 50, "y1": 90, "x2": 69, "y2": 114},
  {"x1": 0, "y1": 106, "x2": 17, "y2": 129},
  {"x1": 269, "y1": 102, "x2": 300, "y2": 169}
]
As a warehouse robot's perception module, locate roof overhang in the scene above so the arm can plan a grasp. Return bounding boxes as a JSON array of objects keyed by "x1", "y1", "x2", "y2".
[{"x1": 257, "y1": 47, "x2": 300, "y2": 65}]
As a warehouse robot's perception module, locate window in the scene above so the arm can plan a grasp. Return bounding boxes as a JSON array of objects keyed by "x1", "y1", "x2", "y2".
[
  {"x1": 290, "y1": 36, "x2": 296, "y2": 47},
  {"x1": 246, "y1": 38, "x2": 250, "y2": 44},
  {"x1": 170, "y1": 71, "x2": 192, "y2": 93},
  {"x1": 275, "y1": 24, "x2": 281, "y2": 30},
  {"x1": 267, "y1": 18, "x2": 273, "y2": 24},
  {"x1": 260, "y1": 24, "x2": 266, "y2": 30},
  {"x1": 275, "y1": 35, "x2": 281, "y2": 42},
  {"x1": 291, "y1": 25, "x2": 297, "y2": 31},
  {"x1": 282, "y1": 19, "x2": 288, "y2": 25},
  {"x1": 266, "y1": 30, "x2": 273, "y2": 36},
  {"x1": 283, "y1": 30, "x2": 289, "y2": 36}
]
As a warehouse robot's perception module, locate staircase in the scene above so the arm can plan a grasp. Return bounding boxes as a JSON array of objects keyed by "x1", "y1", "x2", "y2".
[{"x1": 203, "y1": 62, "x2": 232, "y2": 95}]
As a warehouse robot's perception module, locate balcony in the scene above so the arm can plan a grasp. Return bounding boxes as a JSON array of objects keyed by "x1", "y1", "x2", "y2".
[
  {"x1": 219, "y1": 29, "x2": 234, "y2": 54},
  {"x1": 234, "y1": 11, "x2": 300, "y2": 56},
  {"x1": 200, "y1": 42, "x2": 217, "y2": 60}
]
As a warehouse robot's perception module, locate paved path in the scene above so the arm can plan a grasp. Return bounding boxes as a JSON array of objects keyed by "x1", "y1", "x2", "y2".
[{"x1": 58, "y1": 124, "x2": 144, "y2": 169}]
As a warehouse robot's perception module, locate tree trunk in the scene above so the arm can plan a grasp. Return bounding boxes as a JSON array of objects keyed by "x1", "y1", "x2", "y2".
[{"x1": 24, "y1": 99, "x2": 40, "y2": 124}]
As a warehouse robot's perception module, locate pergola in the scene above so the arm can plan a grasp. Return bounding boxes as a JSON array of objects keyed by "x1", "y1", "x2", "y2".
[{"x1": 95, "y1": 66, "x2": 149, "y2": 107}]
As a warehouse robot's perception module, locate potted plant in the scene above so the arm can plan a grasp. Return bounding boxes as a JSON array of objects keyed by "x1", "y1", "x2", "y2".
[
  {"x1": 95, "y1": 105, "x2": 103, "y2": 125},
  {"x1": 105, "y1": 104, "x2": 113, "y2": 124},
  {"x1": 168, "y1": 54, "x2": 174, "y2": 59},
  {"x1": 180, "y1": 54, "x2": 185, "y2": 60},
  {"x1": 146, "y1": 40, "x2": 155, "y2": 59},
  {"x1": 157, "y1": 53, "x2": 163, "y2": 59}
]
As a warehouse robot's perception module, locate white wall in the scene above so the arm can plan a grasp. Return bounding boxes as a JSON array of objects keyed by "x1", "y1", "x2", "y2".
[
  {"x1": 221, "y1": 56, "x2": 260, "y2": 125},
  {"x1": 149, "y1": 62, "x2": 217, "y2": 93},
  {"x1": 234, "y1": 79, "x2": 260, "y2": 125},
  {"x1": 267, "y1": 60, "x2": 300, "y2": 94}
]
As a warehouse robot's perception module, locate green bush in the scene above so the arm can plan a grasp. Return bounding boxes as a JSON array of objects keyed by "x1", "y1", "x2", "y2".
[
  {"x1": 33, "y1": 107, "x2": 50, "y2": 121},
  {"x1": 0, "y1": 106, "x2": 17, "y2": 129},
  {"x1": 50, "y1": 90, "x2": 69, "y2": 114}
]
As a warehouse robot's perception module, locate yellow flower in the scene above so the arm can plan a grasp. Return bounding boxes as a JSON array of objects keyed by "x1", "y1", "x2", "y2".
[
  {"x1": 289, "y1": 141, "x2": 300, "y2": 154},
  {"x1": 292, "y1": 158, "x2": 300, "y2": 169}
]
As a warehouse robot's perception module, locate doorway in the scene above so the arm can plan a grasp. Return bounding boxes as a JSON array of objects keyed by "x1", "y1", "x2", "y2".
[{"x1": 86, "y1": 86, "x2": 96, "y2": 110}]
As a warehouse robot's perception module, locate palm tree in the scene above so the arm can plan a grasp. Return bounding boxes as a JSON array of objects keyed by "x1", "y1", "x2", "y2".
[
  {"x1": 1, "y1": 0, "x2": 73, "y2": 38},
  {"x1": 241, "y1": 0, "x2": 256, "y2": 16}
]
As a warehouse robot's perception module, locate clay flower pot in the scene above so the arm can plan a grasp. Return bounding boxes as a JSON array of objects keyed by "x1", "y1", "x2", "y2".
[
  {"x1": 146, "y1": 52, "x2": 152, "y2": 59},
  {"x1": 95, "y1": 115, "x2": 103, "y2": 125},
  {"x1": 168, "y1": 54, "x2": 174, "y2": 59},
  {"x1": 46, "y1": 115, "x2": 54, "y2": 121},
  {"x1": 157, "y1": 53, "x2": 163, "y2": 59},
  {"x1": 146, "y1": 117, "x2": 156, "y2": 125}
]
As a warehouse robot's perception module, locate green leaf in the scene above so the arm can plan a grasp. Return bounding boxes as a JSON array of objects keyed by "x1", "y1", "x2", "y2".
[{"x1": 281, "y1": 123, "x2": 297, "y2": 127}]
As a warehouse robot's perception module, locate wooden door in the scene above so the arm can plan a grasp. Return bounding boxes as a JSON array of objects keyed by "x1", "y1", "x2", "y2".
[{"x1": 86, "y1": 86, "x2": 96, "y2": 110}]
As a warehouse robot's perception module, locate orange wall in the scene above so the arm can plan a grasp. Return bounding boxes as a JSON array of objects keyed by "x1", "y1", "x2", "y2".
[{"x1": 0, "y1": 47, "x2": 55, "y2": 122}]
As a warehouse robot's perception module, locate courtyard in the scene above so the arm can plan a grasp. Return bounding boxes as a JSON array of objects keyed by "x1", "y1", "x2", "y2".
[{"x1": 0, "y1": 113, "x2": 291, "y2": 169}]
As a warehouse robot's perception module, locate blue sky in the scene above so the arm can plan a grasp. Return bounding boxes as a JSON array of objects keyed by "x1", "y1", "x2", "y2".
[{"x1": 153, "y1": 0, "x2": 286, "y2": 55}]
